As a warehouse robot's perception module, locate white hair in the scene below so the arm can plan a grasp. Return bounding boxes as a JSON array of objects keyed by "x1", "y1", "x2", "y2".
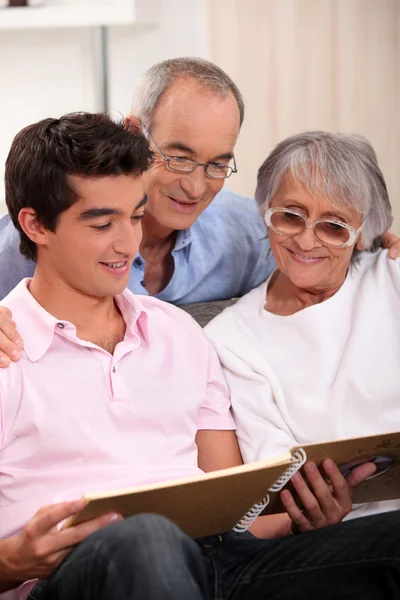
[
  {"x1": 131, "y1": 57, "x2": 244, "y2": 129},
  {"x1": 255, "y1": 131, "x2": 393, "y2": 251}
]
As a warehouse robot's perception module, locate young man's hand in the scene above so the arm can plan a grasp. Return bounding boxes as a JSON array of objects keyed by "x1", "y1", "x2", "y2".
[
  {"x1": 0, "y1": 306, "x2": 23, "y2": 367},
  {"x1": 0, "y1": 500, "x2": 121, "y2": 592},
  {"x1": 281, "y1": 459, "x2": 376, "y2": 534}
]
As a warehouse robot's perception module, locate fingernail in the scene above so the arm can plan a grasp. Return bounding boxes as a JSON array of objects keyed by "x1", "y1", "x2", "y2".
[
  {"x1": 11, "y1": 350, "x2": 22, "y2": 360},
  {"x1": 323, "y1": 458, "x2": 335, "y2": 471},
  {"x1": 391, "y1": 249, "x2": 399, "y2": 258},
  {"x1": 15, "y1": 338, "x2": 24, "y2": 349},
  {"x1": 0, "y1": 356, "x2": 10, "y2": 367},
  {"x1": 305, "y1": 461, "x2": 317, "y2": 473},
  {"x1": 108, "y1": 513, "x2": 122, "y2": 522},
  {"x1": 71, "y1": 499, "x2": 85, "y2": 512}
]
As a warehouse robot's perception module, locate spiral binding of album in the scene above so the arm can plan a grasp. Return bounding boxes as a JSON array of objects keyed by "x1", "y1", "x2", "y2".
[{"x1": 233, "y1": 448, "x2": 307, "y2": 533}]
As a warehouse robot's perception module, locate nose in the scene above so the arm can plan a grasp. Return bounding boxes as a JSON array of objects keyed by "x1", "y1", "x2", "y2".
[
  {"x1": 179, "y1": 165, "x2": 208, "y2": 199},
  {"x1": 113, "y1": 222, "x2": 143, "y2": 257},
  {"x1": 292, "y1": 224, "x2": 322, "y2": 251}
]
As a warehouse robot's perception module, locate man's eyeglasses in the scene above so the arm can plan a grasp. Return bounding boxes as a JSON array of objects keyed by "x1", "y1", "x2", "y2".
[
  {"x1": 264, "y1": 207, "x2": 363, "y2": 248},
  {"x1": 142, "y1": 123, "x2": 238, "y2": 179}
]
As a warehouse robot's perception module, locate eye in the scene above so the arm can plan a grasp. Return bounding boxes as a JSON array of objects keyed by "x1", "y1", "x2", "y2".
[
  {"x1": 324, "y1": 221, "x2": 347, "y2": 231},
  {"x1": 91, "y1": 223, "x2": 111, "y2": 231},
  {"x1": 208, "y1": 163, "x2": 230, "y2": 173},
  {"x1": 282, "y1": 211, "x2": 303, "y2": 222},
  {"x1": 169, "y1": 156, "x2": 194, "y2": 165},
  {"x1": 167, "y1": 155, "x2": 188, "y2": 161},
  {"x1": 131, "y1": 213, "x2": 145, "y2": 222}
]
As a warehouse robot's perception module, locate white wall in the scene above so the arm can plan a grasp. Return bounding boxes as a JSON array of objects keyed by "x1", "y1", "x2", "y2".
[
  {"x1": 0, "y1": 0, "x2": 208, "y2": 212},
  {"x1": 5, "y1": 0, "x2": 397, "y2": 232},
  {"x1": 208, "y1": 0, "x2": 400, "y2": 232}
]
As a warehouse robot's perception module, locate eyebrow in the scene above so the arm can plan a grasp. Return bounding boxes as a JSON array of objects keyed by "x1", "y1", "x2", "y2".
[
  {"x1": 135, "y1": 194, "x2": 147, "y2": 210},
  {"x1": 319, "y1": 210, "x2": 348, "y2": 221},
  {"x1": 78, "y1": 195, "x2": 147, "y2": 221},
  {"x1": 163, "y1": 141, "x2": 234, "y2": 162},
  {"x1": 78, "y1": 208, "x2": 122, "y2": 220}
]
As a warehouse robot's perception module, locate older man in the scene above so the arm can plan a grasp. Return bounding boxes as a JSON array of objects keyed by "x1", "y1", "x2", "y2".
[
  {"x1": 0, "y1": 58, "x2": 272, "y2": 305},
  {"x1": 0, "y1": 57, "x2": 399, "y2": 367}
]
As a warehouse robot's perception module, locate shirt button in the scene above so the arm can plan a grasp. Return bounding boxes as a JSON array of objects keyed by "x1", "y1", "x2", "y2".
[
  {"x1": 140, "y1": 280, "x2": 146, "y2": 288},
  {"x1": 112, "y1": 366, "x2": 116, "y2": 373},
  {"x1": 134, "y1": 258, "x2": 142, "y2": 266},
  {"x1": 57, "y1": 323, "x2": 65, "y2": 329}
]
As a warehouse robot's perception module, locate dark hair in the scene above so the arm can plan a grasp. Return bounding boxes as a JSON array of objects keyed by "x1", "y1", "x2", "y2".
[{"x1": 5, "y1": 112, "x2": 153, "y2": 261}]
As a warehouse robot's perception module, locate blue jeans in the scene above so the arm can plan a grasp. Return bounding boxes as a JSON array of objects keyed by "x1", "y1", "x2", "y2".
[{"x1": 29, "y1": 511, "x2": 400, "y2": 600}]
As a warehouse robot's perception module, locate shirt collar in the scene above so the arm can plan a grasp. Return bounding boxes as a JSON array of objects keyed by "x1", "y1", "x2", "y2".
[
  {"x1": 5, "y1": 279, "x2": 150, "y2": 362},
  {"x1": 174, "y1": 228, "x2": 192, "y2": 251},
  {"x1": 114, "y1": 288, "x2": 150, "y2": 347}
]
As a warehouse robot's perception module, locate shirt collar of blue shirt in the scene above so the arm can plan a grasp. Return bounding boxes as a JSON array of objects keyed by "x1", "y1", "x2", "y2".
[{"x1": 172, "y1": 228, "x2": 192, "y2": 257}]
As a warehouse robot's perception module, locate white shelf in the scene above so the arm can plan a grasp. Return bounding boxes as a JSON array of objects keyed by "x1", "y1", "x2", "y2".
[{"x1": 0, "y1": 0, "x2": 158, "y2": 29}]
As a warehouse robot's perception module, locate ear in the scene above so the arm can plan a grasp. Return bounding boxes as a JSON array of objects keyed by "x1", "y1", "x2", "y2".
[
  {"x1": 18, "y1": 208, "x2": 49, "y2": 248},
  {"x1": 356, "y1": 235, "x2": 366, "y2": 251},
  {"x1": 125, "y1": 114, "x2": 141, "y2": 131}
]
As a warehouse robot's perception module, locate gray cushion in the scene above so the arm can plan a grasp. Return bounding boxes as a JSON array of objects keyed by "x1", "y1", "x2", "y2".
[{"x1": 181, "y1": 298, "x2": 238, "y2": 328}]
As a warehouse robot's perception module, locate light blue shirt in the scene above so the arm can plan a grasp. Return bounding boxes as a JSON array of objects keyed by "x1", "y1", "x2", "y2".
[{"x1": 0, "y1": 188, "x2": 275, "y2": 304}]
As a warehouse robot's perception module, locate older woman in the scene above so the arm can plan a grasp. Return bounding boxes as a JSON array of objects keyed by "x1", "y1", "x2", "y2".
[{"x1": 206, "y1": 131, "x2": 400, "y2": 530}]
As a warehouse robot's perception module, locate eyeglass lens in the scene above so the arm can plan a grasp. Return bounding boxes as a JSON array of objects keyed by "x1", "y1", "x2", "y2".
[
  {"x1": 168, "y1": 157, "x2": 231, "y2": 178},
  {"x1": 270, "y1": 211, "x2": 350, "y2": 246}
]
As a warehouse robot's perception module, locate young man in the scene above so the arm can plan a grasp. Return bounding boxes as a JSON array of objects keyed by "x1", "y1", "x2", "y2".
[
  {"x1": 1, "y1": 112, "x2": 400, "y2": 600},
  {"x1": 0, "y1": 112, "x2": 241, "y2": 600}
]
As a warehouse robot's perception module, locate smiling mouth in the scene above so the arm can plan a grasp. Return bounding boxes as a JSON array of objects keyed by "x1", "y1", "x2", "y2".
[
  {"x1": 169, "y1": 197, "x2": 198, "y2": 206},
  {"x1": 100, "y1": 261, "x2": 126, "y2": 268},
  {"x1": 286, "y1": 248, "x2": 327, "y2": 263},
  {"x1": 99, "y1": 260, "x2": 130, "y2": 274}
]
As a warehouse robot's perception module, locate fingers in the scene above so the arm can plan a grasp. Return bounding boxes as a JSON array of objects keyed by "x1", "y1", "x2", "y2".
[
  {"x1": 345, "y1": 461, "x2": 377, "y2": 491},
  {"x1": 283, "y1": 459, "x2": 376, "y2": 535},
  {"x1": 0, "y1": 307, "x2": 12, "y2": 319},
  {"x1": 283, "y1": 461, "x2": 350, "y2": 532},
  {"x1": 14, "y1": 502, "x2": 122, "y2": 582},
  {"x1": 37, "y1": 548, "x2": 71, "y2": 574},
  {"x1": 0, "y1": 308, "x2": 23, "y2": 366},
  {"x1": 26, "y1": 501, "x2": 122, "y2": 555},
  {"x1": 291, "y1": 465, "x2": 334, "y2": 528},
  {"x1": 320, "y1": 459, "x2": 352, "y2": 516},
  {"x1": 54, "y1": 512, "x2": 122, "y2": 552},
  {"x1": 0, "y1": 353, "x2": 11, "y2": 368},
  {"x1": 381, "y1": 230, "x2": 400, "y2": 258},
  {"x1": 280, "y1": 489, "x2": 314, "y2": 533},
  {"x1": 27, "y1": 500, "x2": 88, "y2": 538},
  {"x1": 0, "y1": 334, "x2": 22, "y2": 367},
  {"x1": 29, "y1": 500, "x2": 121, "y2": 543}
]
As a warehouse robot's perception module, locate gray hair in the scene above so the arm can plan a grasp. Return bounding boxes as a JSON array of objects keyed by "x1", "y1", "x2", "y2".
[
  {"x1": 255, "y1": 131, "x2": 392, "y2": 251},
  {"x1": 131, "y1": 57, "x2": 244, "y2": 129}
]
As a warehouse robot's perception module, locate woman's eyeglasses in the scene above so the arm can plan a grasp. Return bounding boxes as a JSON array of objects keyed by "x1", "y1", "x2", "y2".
[{"x1": 264, "y1": 207, "x2": 363, "y2": 248}]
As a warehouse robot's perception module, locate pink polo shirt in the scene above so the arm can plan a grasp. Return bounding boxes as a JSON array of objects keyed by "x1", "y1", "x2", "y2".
[{"x1": 0, "y1": 280, "x2": 234, "y2": 599}]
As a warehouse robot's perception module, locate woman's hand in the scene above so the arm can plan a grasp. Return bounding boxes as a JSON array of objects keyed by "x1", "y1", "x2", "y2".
[
  {"x1": 0, "y1": 306, "x2": 23, "y2": 367},
  {"x1": 281, "y1": 458, "x2": 376, "y2": 534}
]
